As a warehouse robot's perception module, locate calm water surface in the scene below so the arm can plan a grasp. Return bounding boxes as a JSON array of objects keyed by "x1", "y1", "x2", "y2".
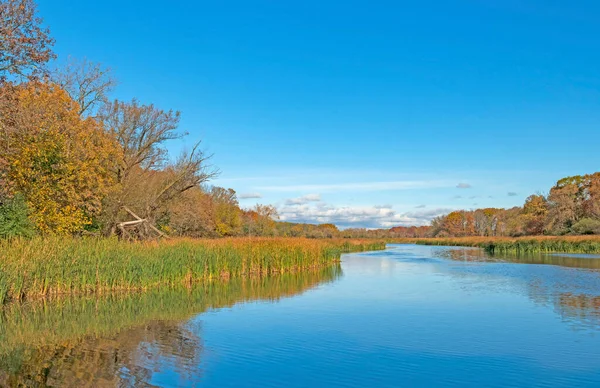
[{"x1": 3, "y1": 244, "x2": 600, "y2": 387}]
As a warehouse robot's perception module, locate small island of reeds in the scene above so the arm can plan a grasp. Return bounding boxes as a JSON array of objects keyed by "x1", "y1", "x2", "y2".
[{"x1": 403, "y1": 236, "x2": 600, "y2": 254}]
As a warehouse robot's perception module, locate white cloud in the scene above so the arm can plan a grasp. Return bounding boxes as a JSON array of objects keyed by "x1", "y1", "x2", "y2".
[
  {"x1": 456, "y1": 183, "x2": 472, "y2": 189},
  {"x1": 397, "y1": 208, "x2": 453, "y2": 226},
  {"x1": 278, "y1": 203, "x2": 452, "y2": 229},
  {"x1": 238, "y1": 192, "x2": 263, "y2": 199},
  {"x1": 285, "y1": 194, "x2": 321, "y2": 206}
]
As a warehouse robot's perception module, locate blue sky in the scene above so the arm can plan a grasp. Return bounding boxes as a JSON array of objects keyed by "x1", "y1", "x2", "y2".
[{"x1": 38, "y1": 1, "x2": 600, "y2": 228}]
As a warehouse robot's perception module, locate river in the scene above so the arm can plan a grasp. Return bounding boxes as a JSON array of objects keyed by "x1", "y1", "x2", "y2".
[{"x1": 2, "y1": 244, "x2": 600, "y2": 387}]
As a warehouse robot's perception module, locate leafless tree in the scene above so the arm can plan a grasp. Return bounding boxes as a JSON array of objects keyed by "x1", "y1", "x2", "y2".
[
  {"x1": 100, "y1": 99, "x2": 184, "y2": 181},
  {"x1": 53, "y1": 57, "x2": 116, "y2": 117},
  {"x1": 99, "y1": 99, "x2": 219, "y2": 233}
]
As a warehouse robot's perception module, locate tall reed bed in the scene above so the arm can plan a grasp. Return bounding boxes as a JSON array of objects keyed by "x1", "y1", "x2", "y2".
[
  {"x1": 401, "y1": 236, "x2": 600, "y2": 254},
  {"x1": 0, "y1": 237, "x2": 384, "y2": 303}
]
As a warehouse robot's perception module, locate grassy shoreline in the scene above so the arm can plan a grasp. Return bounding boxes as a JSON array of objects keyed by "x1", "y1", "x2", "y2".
[
  {"x1": 394, "y1": 236, "x2": 600, "y2": 254},
  {"x1": 0, "y1": 237, "x2": 385, "y2": 304}
]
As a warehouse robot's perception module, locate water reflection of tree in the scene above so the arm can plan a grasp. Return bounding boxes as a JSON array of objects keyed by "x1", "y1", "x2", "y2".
[
  {"x1": 439, "y1": 248, "x2": 600, "y2": 331},
  {"x1": 0, "y1": 266, "x2": 341, "y2": 387},
  {"x1": 0, "y1": 320, "x2": 202, "y2": 387}
]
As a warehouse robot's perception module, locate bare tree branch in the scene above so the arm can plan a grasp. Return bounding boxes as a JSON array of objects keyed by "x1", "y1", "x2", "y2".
[
  {"x1": 98, "y1": 99, "x2": 220, "y2": 235},
  {"x1": 52, "y1": 57, "x2": 116, "y2": 117},
  {"x1": 99, "y1": 99, "x2": 184, "y2": 180},
  {"x1": 148, "y1": 142, "x2": 220, "y2": 213}
]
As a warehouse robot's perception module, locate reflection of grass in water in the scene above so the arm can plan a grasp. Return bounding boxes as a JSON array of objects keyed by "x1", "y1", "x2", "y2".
[
  {"x1": 0, "y1": 265, "x2": 341, "y2": 357},
  {"x1": 0, "y1": 237, "x2": 382, "y2": 303},
  {"x1": 0, "y1": 265, "x2": 341, "y2": 385}
]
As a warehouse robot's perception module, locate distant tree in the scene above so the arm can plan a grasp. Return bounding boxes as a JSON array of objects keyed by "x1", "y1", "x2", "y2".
[
  {"x1": 473, "y1": 209, "x2": 488, "y2": 236},
  {"x1": 210, "y1": 186, "x2": 241, "y2": 236},
  {"x1": 521, "y1": 194, "x2": 548, "y2": 235},
  {"x1": 497, "y1": 207, "x2": 523, "y2": 236},
  {"x1": 412, "y1": 172, "x2": 600, "y2": 238},
  {"x1": 429, "y1": 215, "x2": 445, "y2": 237},
  {"x1": 546, "y1": 176, "x2": 586, "y2": 234},
  {"x1": 289, "y1": 223, "x2": 305, "y2": 237},
  {"x1": 242, "y1": 204, "x2": 278, "y2": 236},
  {"x1": 442, "y1": 211, "x2": 467, "y2": 236},
  {"x1": 583, "y1": 173, "x2": 600, "y2": 219},
  {"x1": 254, "y1": 204, "x2": 278, "y2": 236},
  {"x1": 317, "y1": 223, "x2": 339, "y2": 238},
  {"x1": 483, "y1": 208, "x2": 502, "y2": 236},
  {"x1": 0, "y1": 0, "x2": 55, "y2": 79}
]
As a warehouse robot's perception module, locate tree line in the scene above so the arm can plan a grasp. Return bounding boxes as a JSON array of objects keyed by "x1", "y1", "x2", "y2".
[
  {"x1": 426, "y1": 173, "x2": 600, "y2": 237},
  {"x1": 0, "y1": 0, "x2": 284, "y2": 238},
  {"x1": 335, "y1": 173, "x2": 600, "y2": 239},
  {"x1": 3, "y1": 1, "x2": 597, "y2": 240},
  {"x1": 0, "y1": 0, "x2": 384, "y2": 240}
]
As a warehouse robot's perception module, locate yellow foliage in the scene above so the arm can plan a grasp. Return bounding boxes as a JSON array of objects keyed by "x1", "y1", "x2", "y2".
[{"x1": 0, "y1": 82, "x2": 121, "y2": 234}]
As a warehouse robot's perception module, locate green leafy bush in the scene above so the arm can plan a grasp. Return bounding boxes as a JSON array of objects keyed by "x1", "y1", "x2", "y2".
[
  {"x1": 571, "y1": 218, "x2": 600, "y2": 235},
  {"x1": 0, "y1": 194, "x2": 36, "y2": 239}
]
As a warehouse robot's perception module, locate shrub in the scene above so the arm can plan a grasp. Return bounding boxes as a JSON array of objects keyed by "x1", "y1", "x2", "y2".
[
  {"x1": 0, "y1": 194, "x2": 36, "y2": 239},
  {"x1": 571, "y1": 218, "x2": 600, "y2": 235}
]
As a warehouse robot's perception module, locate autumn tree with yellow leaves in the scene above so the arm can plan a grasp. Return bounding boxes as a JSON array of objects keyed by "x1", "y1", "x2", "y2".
[{"x1": 0, "y1": 82, "x2": 121, "y2": 233}]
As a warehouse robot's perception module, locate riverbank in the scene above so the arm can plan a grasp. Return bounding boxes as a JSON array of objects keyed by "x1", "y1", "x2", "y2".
[
  {"x1": 0, "y1": 237, "x2": 384, "y2": 304},
  {"x1": 399, "y1": 236, "x2": 600, "y2": 254}
]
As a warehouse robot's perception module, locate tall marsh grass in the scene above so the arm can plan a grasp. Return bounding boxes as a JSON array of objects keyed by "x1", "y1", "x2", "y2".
[
  {"x1": 0, "y1": 237, "x2": 384, "y2": 303},
  {"x1": 401, "y1": 236, "x2": 600, "y2": 254}
]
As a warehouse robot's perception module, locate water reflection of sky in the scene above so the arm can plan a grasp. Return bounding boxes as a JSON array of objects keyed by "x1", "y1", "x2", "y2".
[
  {"x1": 4, "y1": 245, "x2": 600, "y2": 387},
  {"x1": 194, "y1": 244, "x2": 600, "y2": 387}
]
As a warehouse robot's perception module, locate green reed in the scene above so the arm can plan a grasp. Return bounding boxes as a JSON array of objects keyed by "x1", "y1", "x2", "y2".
[
  {"x1": 0, "y1": 237, "x2": 384, "y2": 304},
  {"x1": 405, "y1": 236, "x2": 600, "y2": 254}
]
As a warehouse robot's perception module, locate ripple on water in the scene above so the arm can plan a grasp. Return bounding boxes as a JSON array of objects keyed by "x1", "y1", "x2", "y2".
[{"x1": 3, "y1": 245, "x2": 600, "y2": 387}]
